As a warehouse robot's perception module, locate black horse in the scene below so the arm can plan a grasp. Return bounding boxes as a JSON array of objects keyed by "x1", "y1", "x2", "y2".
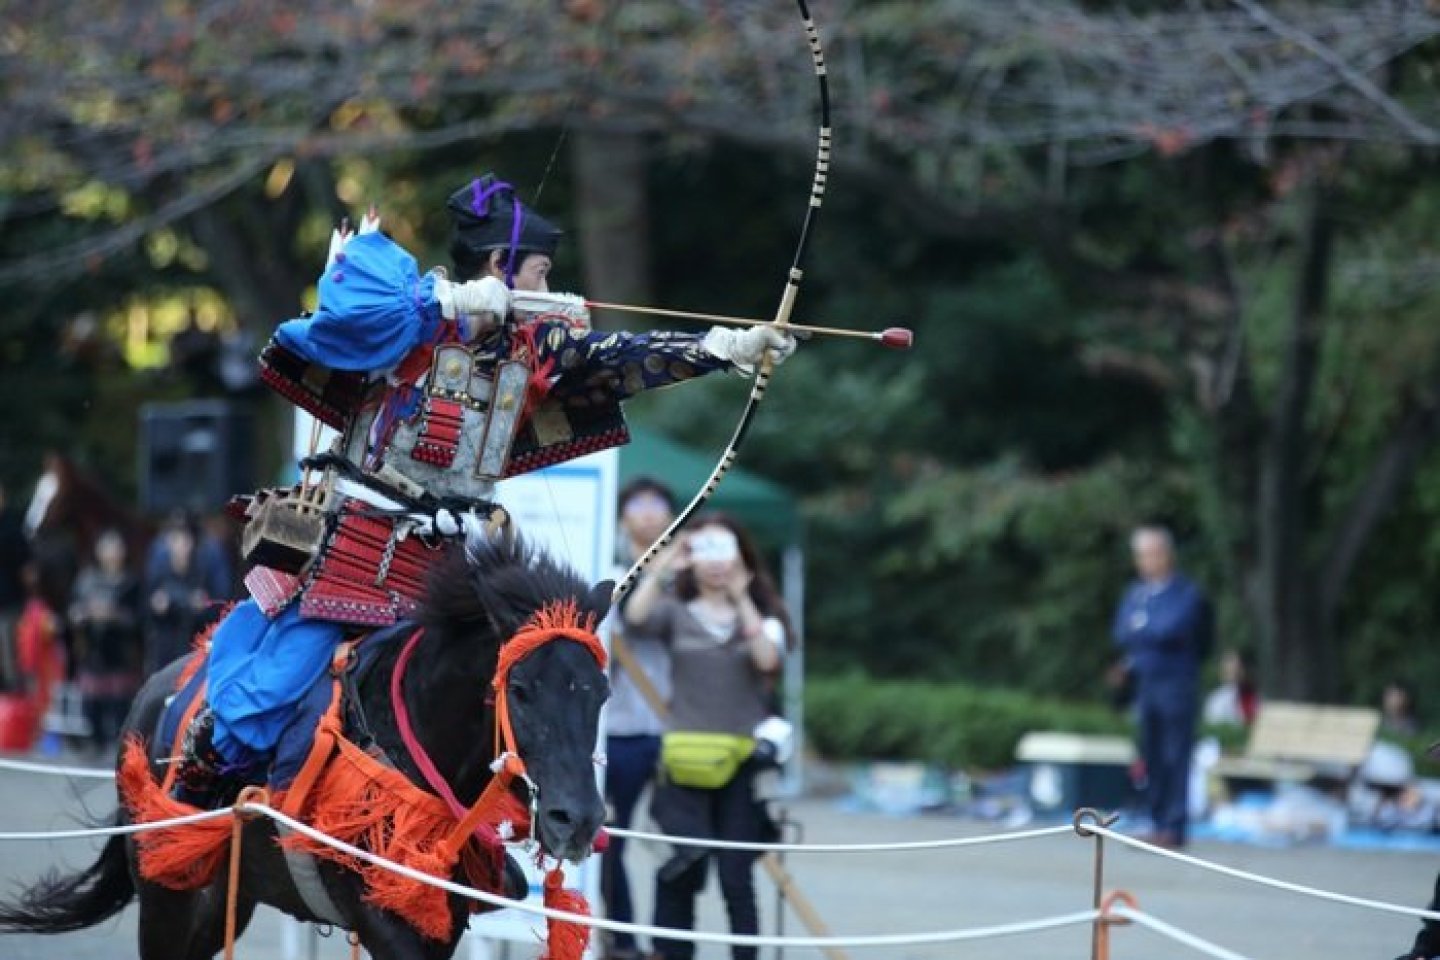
[{"x1": 0, "y1": 536, "x2": 612, "y2": 960}]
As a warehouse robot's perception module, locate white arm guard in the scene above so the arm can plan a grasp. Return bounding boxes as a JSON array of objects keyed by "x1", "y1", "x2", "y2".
[
  {"x1": 434, "y1": 275, "x2": 512, "y2": 325},
  {"x1": 702, "y1": 325, "x2": 798, "y2": 374}
]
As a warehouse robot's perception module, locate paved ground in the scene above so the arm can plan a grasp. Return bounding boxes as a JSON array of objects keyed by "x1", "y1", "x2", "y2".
[{"x1": 0, "y1": 762, "x2": 1433, "y2": 959}]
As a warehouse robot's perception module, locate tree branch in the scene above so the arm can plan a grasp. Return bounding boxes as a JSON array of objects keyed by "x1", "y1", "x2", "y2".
[{"x1": 1230, "y1": 0, "x2": 1440, "y2": 145}]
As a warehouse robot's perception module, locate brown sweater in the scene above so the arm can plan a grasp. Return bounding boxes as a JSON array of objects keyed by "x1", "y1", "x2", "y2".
[{"x1": 635, "y1": 594, "x2": 784, "y2": 737}]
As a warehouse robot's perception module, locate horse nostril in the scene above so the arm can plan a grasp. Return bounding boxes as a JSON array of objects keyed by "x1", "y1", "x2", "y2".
[{"x1": 545, "y1": 808, "x2": 574, "y2": 828}]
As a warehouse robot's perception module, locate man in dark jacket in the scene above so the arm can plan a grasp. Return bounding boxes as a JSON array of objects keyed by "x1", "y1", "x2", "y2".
[{"x1": 1112, "y1": 525, "x2": 1212, "y2": 848}]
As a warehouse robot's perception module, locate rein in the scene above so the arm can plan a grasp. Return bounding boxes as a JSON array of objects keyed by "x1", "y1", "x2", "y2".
[{"x1": 388, "y1": 601, "x2": 608, "y2": 849}]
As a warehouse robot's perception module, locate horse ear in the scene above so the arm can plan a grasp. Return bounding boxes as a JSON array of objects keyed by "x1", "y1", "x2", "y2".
[{"x1": 585, "y1": 581, "x2": 615, "y2": 624}]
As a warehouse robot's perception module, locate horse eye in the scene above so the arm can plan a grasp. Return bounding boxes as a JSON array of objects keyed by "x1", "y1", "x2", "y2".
[{"x1": 509, "y1": 682, "x2": 532, "y2": 704}]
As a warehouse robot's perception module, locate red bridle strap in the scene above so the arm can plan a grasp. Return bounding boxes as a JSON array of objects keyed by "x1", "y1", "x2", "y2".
[{"x1": 389, "y1": 602, "x2": 608, "y2": 857}]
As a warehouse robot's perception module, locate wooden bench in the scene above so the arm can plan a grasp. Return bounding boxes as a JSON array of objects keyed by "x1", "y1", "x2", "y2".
[{"x1": 1211, "y1": 701, "x2": 1381, "y2": 792}]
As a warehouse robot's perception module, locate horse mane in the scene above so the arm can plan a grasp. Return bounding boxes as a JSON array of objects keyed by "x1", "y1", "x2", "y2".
[{"x1": 422, "y1": 533, "x2": 597, "y2": 644}]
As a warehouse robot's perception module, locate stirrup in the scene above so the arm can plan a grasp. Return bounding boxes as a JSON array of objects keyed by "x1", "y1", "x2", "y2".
[{"x1": 172, "y1": 708, "x2": 241, "y2": 808}]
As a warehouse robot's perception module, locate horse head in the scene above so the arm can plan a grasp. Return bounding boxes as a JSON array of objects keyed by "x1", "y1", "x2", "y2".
[
  {"x1": 499, "y1": 586, "x2": 612, "y2": 862},
  {"x1": 426, "y1": 535, "x2": 612, "y2": 863}
]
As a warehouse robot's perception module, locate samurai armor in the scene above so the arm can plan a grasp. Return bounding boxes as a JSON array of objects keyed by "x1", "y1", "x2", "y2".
[
  {"x1": 350, "y1": 348, "x2": 533, "y2": 503},
  {"x1": 244, "y1": 566, "x2": 304, "y2": 618},
  {"x1": 259, "y1": 339, "x2": 370, "y2": 431},
  {"x1": 411, "y1": 398, "x2": 465, "y2": 467},
  {"x1": 297, "y1": 505, "x2": 439, "y2": 627},
  {"x1": 239, "y1": 485, "x2": 333, "y2": 575},
  {"x1": 505, "y1": 396, "x2": 629, "y2": 477}
]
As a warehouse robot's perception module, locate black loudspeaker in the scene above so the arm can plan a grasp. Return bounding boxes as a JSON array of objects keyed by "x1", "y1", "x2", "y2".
[{"x1": 138, "y1": 400, "x2": 255, "y2": 514}]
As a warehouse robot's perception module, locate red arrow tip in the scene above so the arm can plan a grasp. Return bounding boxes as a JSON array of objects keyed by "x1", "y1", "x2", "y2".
[{"x1": 879, "y1": 327, "x2": 914, "y2": 350}]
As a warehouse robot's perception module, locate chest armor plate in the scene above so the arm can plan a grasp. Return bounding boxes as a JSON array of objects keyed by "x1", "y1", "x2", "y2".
[{"x1": 345, "y1": 345, "x2": 530, "y2": 503}]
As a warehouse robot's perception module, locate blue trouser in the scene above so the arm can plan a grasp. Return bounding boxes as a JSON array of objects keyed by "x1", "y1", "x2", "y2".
[
  {"x1": 1136, "y1": 690, "x2": 1196, "y2": 841},
  {"x1": 602, "y1": 733, "x2": 661, "y2": 950},
  {"x1": 205, "y1": 600, "x2": 343, "y2": 767}
]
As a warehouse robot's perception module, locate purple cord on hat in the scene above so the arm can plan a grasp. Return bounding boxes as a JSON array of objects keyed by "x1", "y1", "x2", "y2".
[
  {"x1": 468, "y1": 177, "x2": 514, "y2": 216},
  {"x1": 468, "y1": 177, "x2": 525, "y2": 288}
]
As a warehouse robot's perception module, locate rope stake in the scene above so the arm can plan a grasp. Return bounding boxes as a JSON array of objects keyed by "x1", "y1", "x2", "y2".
[{"x1": 224, "y1": 786, "x2": 270, "y2": 960}]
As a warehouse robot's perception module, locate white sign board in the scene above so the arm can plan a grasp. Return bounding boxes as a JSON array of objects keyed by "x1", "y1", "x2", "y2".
[{"x1": 462, "y1": 448, "x2": 618, "y2": 958}]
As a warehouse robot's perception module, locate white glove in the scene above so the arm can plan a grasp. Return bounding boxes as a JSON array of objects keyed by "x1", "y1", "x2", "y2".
[
  {"x1": 702, "y1": 325, "x2": 797, "y2": 373},
  {"x1": 435, "y1": 275, "x2": 511, "y2": 333},
  {"x1": 753, "y1": 716, "x2": 796, "y2": 765}
]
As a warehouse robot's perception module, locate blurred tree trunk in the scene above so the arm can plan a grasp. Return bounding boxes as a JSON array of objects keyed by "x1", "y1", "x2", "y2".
[
  {"x1": 1253, "y1": 185, "x2": 1333, "y2": 699},
  {"x1": 1206, "y1": 177, "x2": 1440, "y2": 700},
  {"x1": 185, "y1": 168, "x2": 322, "y2": 332},
  {"x1": 570, "y1": 131, "x2": 653, "y2": 321},
  {"x1": 183, "y1": 162, "x2": 338, "y2": 484}
]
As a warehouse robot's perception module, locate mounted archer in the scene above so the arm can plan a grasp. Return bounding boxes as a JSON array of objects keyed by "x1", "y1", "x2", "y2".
[{"x1": 177, "y1": 172, "x2": 798, "y2": 807}]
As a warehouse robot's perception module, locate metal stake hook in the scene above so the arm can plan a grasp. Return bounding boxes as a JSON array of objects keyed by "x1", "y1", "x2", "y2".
[{"x1": 1073, "y1": 808, "x2": 1120, "y2": 960}]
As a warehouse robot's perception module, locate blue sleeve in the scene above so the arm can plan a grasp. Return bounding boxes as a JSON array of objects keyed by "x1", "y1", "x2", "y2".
[
  {"x1": 273, "y1": 232, "x2": 443, "y2": 373},
  {"x1": 534, "y1": 324, "x2": 730, "y2": 403}
]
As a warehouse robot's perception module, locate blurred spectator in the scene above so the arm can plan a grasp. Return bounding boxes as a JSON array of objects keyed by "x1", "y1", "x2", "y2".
[
  {"x1": 0, "y1": 482, "x2": 30, "y2": 692},
  {"x1": 1202, "y1": 649, "x2": 1258, "y2": 726},
  {"x1": 1382, "y1": 680, "x2": 1420, "y2": 737},
  {"x1": 602, "y1": 477, "x2": 676, "y2": 960},
  {"x1": 148, "y1": 511, "x2": 236, "y2": 602},
  {"x1": 625, "y1": 514, "x2": 789, "y2": 960},
  {"x1": 70, "y1": 530, "x2": 142, "y2": 752},
  {"x1": 197, "y1": 512, "x2": 238, "y2": 599},
  {"x1": 22, "y1": 453, "x2": 61, "y2": 539},
  {"x1": 12, "y1": 564, "x2": 62, "y2": 749},
  {"x1": 143, "y1": 517, "x2": 210, "y2": 674},
  {"x1": 1112, "y1": 525, "x2": 1213, "y2": 849}
]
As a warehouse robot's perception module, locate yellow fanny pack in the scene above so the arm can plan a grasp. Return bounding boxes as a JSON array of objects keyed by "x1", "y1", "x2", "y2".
[{"x1": 660, "y1": 732, "x2": 755, "y2": 789}]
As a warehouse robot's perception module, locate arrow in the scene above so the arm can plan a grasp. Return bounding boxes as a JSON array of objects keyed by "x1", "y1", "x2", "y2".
[{"x1": 584, "y1": 299, "x2": 914, "y2": 350}]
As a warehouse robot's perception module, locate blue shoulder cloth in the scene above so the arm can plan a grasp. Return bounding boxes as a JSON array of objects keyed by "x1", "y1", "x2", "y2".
[{"x1": 273, "y1": 232, "x2": 442, "y2": 372}]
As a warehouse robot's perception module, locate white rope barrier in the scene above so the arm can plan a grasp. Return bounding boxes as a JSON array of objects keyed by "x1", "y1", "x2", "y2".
[
  {"x1": 0, "y1": 756, "x2": 119, "y2": 780},
  {"x1": 605, "y1": 822, "x2": 1074, "y2": 852},
  {"x1": 0, "y1": 808, "x2": 235, "y2": 841},
  {"x1": 0, "y1": 759, "x2": 1076, "y2": 853},
  {"x1": 1113, "y1": 906, "x2": 1255, "y2": 960},
  {"x1": 248, "y1": 802, "x2": 1101, "y2": 949},
  {"x1": 1, "y1": 755, "x2": 1435, "y2": 940},
  {"x1": 1088, "y1": 824, "x2": 1440, "y2": 922}
]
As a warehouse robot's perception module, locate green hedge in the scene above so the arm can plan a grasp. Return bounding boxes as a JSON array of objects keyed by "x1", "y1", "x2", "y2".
[
  {"x1": 804, "y1": 675, "x2": 1438, "y2": 776},
  {"x1": 803, "y1": 674, "x2": 1247, "y2": 771}
]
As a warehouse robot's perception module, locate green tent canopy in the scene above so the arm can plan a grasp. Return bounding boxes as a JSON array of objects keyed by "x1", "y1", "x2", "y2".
[{"x1": 617, "y1": 426, "x2": 801, "y2": 547}]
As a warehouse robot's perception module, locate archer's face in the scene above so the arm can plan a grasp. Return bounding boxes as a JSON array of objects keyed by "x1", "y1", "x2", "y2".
[
  {"x1": 489, "y1": 253, "x2": 552, "y2": 292},
  {"x1": 513, "y1": 255, "x2": 551, "y2": 292}
]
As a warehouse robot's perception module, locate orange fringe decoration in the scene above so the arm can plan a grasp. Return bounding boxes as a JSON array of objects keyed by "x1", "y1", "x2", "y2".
[
  {"x1": 541, "y1": 867, "x2": 590, "y2": 960},
  {"x1": 275, "y1": 727, "x2": 528, "y2": 942},
  {"x1": 117, "y1": 737, "x2": 232, "y2": 890}
]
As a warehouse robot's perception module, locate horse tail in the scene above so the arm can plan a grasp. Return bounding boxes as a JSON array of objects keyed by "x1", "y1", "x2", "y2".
[{"x1": 0, "y1": 824, "x2": 135, "y2": 934}]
